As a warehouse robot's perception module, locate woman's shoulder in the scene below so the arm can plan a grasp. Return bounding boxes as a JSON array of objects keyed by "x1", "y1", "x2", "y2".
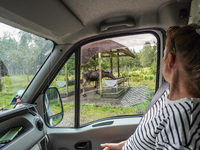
[
  {"x1": 166, "y1": 97, "x2": 200, "y2": 115},
  {"x1": 166, "y1": 97, "x2": 200, "y2": 105}
]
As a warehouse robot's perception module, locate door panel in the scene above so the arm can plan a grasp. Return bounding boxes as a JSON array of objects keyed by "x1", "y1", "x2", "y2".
[
  {"x1": 44, "y1": 30, "x2": 163, "y2": 150},
  {"x1": 47, "y1": 117, "x2": 141, "y2": 150},
  {"x1": 0, "y1": 105, "x2": 47, "y2": 150}
]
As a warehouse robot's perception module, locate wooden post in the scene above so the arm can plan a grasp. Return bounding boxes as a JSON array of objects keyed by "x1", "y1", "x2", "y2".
[
  {"x1": 93, "y1": 55, "x2": 97, "y2": 88},
  {"x1": 82, "y1": 65, "x2": 85, "y2": 88},
  {"x1": 110, "y1": 51, "x2": 113, "y2": 74},
  {"x1": 117, "y1": 50, "x2": 120, "y2": 77},
  {"x1": 65, "y1": 63, "x2": 69, "y2": 96},
  {"x1": 93, "y1": 55, "x2": 96, "y2": 71},
  {"x1": 82, "y1": 65, "x2": 85, "y2": 72},
  {"x1": 99, "y1": 53, "x2": 102, "y2": 96}
]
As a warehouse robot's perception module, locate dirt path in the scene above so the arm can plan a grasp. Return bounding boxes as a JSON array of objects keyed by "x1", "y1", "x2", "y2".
[{"x1": 57, "y1": 86, "x2": 150, "y2": 127}]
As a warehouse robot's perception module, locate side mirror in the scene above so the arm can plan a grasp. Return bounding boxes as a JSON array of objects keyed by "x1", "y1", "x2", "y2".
[{"x1": 45, "y1": 87, "x2": 63, "y2": 126}]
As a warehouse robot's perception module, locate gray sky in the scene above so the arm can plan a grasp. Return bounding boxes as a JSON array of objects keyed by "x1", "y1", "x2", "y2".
[
  {"x1": 0, "y1": 22, "x2": 157, "y2": 53},
  {"x1": 0, "y1": 22, "x2": 20, "y2": 38},
  {"x1": 112, "y1": 34, "x2": 157, "y2": 52}
]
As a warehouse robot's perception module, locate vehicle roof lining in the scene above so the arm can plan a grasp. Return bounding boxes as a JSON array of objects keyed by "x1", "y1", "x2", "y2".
[
  {"x1": 0, "y1": 0, "x2": 84, "y2": 42},
  {"x1": 0, "y1": 0, "x2": 191, "y2": 44}
]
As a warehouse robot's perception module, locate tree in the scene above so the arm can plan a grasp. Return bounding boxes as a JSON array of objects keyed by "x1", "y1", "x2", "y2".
[
  {"x1": 0, "y1": 60, "x2": 9, "y2": 91},
  {"x1": 0, "y1": 32, "x2": 19, "y2": 75},
  {"x1": 139, "y1": 45, "x2": 156, "y2": 68},
  {"x1": 0, "y1": 30, "x2": 53, "y2": 82},
  {"x1": 119, "y1": 50, "x2": 141, "y2": 70},
  {"x1": 18, "y1": 31, "x2": 37, "y2": 82},
  {"x1": 17, "y1": 31, "x2": 53, "y2": 82}
]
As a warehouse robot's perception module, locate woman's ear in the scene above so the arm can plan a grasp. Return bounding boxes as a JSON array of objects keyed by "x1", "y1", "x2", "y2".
[{"x1": 167, "y1": 52, "x2": 176, "y2": 68}]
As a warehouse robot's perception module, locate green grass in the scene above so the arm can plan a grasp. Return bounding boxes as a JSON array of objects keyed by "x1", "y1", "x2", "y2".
[
  {"x1": 80, "y1": 101, "x2": 150, "y2": 124},
  {"x1": 63, "y1": 103, "x2": 75, "y2": 112},
  {"x1": 61, "y1": 100, "x2": 150, "y2": 125},
  {"x1": 0, "y1": 75, "x2": 33, "y2": 109},
  {"x1": 49, "y1": 99, "x2": 62, "y2": 114},
  {"x1": 0, "y1": 92, "x2": 14, "y2": 109}
]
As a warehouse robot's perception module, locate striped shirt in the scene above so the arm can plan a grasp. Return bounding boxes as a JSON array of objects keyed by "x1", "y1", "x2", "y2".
[{"x1": 123, "y1": 89, "x2": 200, "y2": 150}]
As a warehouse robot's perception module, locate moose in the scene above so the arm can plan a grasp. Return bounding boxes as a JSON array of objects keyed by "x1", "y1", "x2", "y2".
[{"x1": 82, "y1": 70, "x2": 116, "y2": 96}]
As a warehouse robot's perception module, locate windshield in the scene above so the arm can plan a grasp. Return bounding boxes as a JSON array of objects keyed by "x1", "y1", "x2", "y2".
[{"x1": 0, "y1": 23, "x2": 54, "y2": 110}]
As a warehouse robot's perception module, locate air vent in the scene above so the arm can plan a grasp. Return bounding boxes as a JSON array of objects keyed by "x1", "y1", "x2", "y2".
[{"x1": 36, "y1": 119, "x2": 43, "y2": 131}]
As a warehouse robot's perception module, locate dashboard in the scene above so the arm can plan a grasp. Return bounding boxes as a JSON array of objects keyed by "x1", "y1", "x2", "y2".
[{"x1": 0, "y1": 105, "x2": 48, "y2": 150}]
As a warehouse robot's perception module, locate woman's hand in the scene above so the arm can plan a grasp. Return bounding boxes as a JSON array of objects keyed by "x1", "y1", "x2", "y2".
[{"x1": 101, "y1": 140, "x2": 127, "y2": 150}]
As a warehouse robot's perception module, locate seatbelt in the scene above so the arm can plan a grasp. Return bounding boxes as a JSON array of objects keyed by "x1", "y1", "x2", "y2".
[{"x1": 145, "y1": 82, "x2": 170, "y2": 114}]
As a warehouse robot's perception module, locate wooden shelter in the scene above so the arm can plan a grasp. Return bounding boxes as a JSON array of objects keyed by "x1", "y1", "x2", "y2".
[
  {"x1": 81, "y1": 39, "x2": 135, "y2": 96},
  {"x1": 81, "y1": 39, "x2": 135, "y2": 76}
]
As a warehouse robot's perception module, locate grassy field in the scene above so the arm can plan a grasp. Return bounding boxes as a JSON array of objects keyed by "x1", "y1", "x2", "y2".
[{"x1": 1, "y1": 67, "x2": 155, "y2": 125}]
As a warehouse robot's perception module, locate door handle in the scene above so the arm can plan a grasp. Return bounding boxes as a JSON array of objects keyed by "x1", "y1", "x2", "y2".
[{"x1": 74, "y1": 140, "x2": 92, "y2": 150}]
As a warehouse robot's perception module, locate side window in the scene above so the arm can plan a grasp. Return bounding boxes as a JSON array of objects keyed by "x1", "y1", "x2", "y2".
[
  {"x1": 49, "y1": 53, "x2": 75, "y2": 127},
  {"x1": 48, "y1": 33, "x2": 158, "y2": 127},
  {"x1": 80, "y1": 34, "x2": 157, "y2": 125},
  {"x1": 0, "y1": 22, "x2": 54, "y2": 110}
]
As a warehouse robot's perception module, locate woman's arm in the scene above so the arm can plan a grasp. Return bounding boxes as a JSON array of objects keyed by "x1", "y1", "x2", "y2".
[{"x1": 101, "y1": 140, "x2": 127, "y2": 150}]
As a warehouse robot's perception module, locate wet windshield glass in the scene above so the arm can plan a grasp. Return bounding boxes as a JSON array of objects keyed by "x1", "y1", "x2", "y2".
[{"x1": 0, "y1": 23, "x2": 54, "y2": 110}]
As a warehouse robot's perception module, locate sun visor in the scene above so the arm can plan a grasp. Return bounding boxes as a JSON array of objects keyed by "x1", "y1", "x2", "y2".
[{"x1": 0, "y1": 0, "x2": 84, "y2": 43}]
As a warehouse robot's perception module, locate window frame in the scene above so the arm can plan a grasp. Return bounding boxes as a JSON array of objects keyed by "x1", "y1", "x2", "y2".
[{"x1": 43, "y1": 29, "x2": 165, "y2": 128}]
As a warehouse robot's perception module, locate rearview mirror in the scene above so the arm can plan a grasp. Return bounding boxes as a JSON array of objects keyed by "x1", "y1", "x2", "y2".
[{"x1": 45, "y1": 87, "x2": 63, "y2": 126}]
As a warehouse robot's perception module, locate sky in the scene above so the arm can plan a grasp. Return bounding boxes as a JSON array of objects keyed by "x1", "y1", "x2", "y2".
[
  {"x1": 0, "y1": 22, "x2": 157, "y2": 53},
  {"x1": 112, "y1": 34, "x2": 157, "y2": 52},
  {"x1": 0, "y1": 22, "x2": 20, "y2": 38}
]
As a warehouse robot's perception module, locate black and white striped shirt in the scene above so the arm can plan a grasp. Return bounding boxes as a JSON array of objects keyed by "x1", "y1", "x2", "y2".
[{"x1": 123, "y1": 89, "x2": 200, "y2": 150}]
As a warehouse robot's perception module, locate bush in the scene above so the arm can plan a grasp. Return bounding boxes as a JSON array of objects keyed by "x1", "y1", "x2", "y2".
[
  {"x1": 56, "y1": 103, "x2": 61, "y2": 107},
  {"x1": 144, "y1": 75, "x2": 155, "y2": 80},
  {"x1": 121, "y1": 71, "x2": 128, "y2": 77},
  {"x1": 131, "y1": 66, "x2": 138, "y2": 71}
]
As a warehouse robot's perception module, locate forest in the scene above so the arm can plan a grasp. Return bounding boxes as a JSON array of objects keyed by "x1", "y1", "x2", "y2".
[{"x1": 0, "y1": 30, "x2": 53, "y2": 108}]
